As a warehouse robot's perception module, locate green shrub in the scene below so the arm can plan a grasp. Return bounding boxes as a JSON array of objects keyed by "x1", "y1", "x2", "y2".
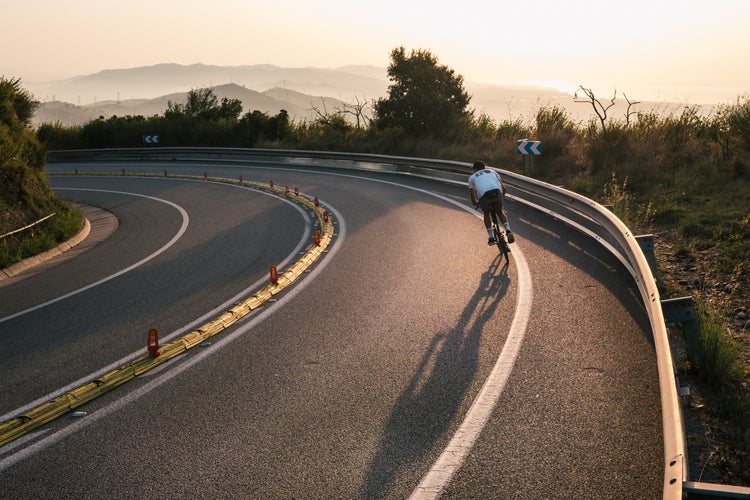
[{"x1": 691, "y1": 301, "x2": 744, "y2": 387}]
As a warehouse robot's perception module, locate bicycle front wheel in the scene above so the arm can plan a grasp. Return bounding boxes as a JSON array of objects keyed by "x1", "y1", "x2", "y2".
[{"x1": 494, "y1": 227, "x2": 509, "y2": 261}]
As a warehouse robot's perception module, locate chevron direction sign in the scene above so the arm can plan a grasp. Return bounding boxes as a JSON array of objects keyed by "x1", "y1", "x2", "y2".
[
  {"x1": 516, "y1": 140, "x2": 542, "y2": 155},
  {"x1": 142, "y1": 135, "x2": 160, "y2": 145}
]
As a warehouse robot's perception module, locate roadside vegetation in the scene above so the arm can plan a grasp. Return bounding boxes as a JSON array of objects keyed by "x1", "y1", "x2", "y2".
[
  {"x1": 0, "y1": 77, "x2": 81, "y2": 268},
  {"x1": 3, "y1": 46, "x2": 749, "y2": 484}
]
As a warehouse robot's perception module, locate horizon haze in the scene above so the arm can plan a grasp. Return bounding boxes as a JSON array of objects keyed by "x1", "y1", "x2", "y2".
[
  {"x1": 25, "y1": 63, "x2": 716, "y2": 128},
  {"x1": 2, "y1": 0, "x2": 748, "y2": 106}
]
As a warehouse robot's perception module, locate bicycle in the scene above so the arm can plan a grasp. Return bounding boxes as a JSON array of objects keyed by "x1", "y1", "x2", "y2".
[{"x1": 488, "y1": 201, "x2": 510, "y2": 262}]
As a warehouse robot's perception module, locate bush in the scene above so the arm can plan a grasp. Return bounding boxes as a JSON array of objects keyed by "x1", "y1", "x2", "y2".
[{"x1": 690, "y1": 302, "x2": 744, "y2": 387}]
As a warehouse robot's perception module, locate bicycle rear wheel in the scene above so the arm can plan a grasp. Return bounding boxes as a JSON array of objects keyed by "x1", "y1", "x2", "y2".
[
  {"x1": 494, "y1": 226, "x2": 509, "y2": 260},
  {"x1": 490, "y1": 207, "x2": 509, "y2": 261}
]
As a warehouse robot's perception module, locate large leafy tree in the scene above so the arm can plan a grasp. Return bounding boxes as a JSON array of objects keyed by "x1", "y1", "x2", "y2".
[
  {"x1": 165, "y1": 87, "x2": 243, "y2": 121},
  {"x1": 373, "y1": 47, "x2": 473, "y2": 137}
]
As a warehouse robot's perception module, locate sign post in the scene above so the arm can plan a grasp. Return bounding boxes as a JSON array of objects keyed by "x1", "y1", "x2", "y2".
[{"x1": 516, "y1": 139, "x2": 542, "y2": 175}]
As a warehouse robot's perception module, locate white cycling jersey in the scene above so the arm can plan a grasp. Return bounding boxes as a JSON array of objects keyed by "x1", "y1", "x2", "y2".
[{"x1": 468, "y1": 168, "x2": 503, "y2": 199}]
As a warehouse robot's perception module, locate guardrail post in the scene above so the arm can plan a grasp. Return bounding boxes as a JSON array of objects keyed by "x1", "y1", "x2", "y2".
[
  {"x1": 636, "y1": 234, "x2": 657, "y2": 276},
  {"x1": 661, "y1": 296, "x2": 701, "y2": 370}
]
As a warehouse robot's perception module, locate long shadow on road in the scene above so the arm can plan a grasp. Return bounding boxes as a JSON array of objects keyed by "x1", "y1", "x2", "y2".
[{"x1": 361, "y1": 254, "x2": 511, "y2": 498}]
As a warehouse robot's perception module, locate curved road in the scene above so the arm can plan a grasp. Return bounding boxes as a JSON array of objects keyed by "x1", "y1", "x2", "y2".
[{"x1": 0, "y1": 161, "x2": 662, "y2": 499}]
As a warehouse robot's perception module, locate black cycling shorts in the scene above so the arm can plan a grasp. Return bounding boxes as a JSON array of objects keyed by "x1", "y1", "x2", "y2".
[{"x1": 479, "y1": 189, "x2": 503, "y2": 213}]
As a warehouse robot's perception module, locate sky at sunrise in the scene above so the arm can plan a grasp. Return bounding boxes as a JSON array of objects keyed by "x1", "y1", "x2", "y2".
[{"x1": 2, "y1": 0, "x2": 748, "y2": 104}]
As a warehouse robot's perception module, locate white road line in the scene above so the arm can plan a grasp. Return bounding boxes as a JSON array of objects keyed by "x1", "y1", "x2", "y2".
[
  {"x1": 3, "y1": 170, "x2": 532, "y2": 491},
  {"x1": 268, "y1": 169, "x2": 534, "y2": 498},
  {"x1": 0, "y1": 189, "x2": 190, "y2": 324},
  {"x1": 0, "y1": 183, "x2": 311, "y2": 423},
  {"x1": 0, "y1": 204, "x2": 346, "y2": 472},
  {"x1": 411, "y1": 233, "x2": 532, "y2": 499}
]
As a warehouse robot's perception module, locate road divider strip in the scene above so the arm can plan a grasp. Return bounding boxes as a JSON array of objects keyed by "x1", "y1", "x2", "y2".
[{"x1": 0, "y1": 174, "x2": 335, "y2": 448}]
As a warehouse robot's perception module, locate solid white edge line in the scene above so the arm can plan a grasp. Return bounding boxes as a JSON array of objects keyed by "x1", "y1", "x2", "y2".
[
  {"x1": 0, "y1": 183, "x2": 311, "y2": 422},
  {"x1": 284, "y1": 170, "x2": 533, "y2": 498},
  {"x1": 4, "y1": 169, "x2": 530, "y2": 493},
  {"x1": 0, "y1": 205, "x2": 346, "y2": 472},
  {"x1": 410, "y1": 209, "x2": 534, "y2": 499},
  {"x1": 0, "y1": 188, "x2": 190, "y2": 325}
]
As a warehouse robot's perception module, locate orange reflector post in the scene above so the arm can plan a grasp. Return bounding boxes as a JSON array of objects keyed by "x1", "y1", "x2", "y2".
[
  {"x1": 285, "y1": 186, "x2": 290, "y2": 194},
  {"x1": 269, "y1": 179, "x2": 274, "y2": 188},
  {"x1": 314, "y1": 196, "x2": 319, "y2": 207},
  {"x1": 270, "y1": 265, "x2": 279, "y2": 285},
  {"x1": 147, "y1": 328, "x2": 161, "y2": 357},
  {"x1": 294, "y1": 187, "x2": 299, "y2": 196},
  {"x1": 313, "y1": 232, "x2": 321, "y2": 246},
  {"x1": 239, "y1": 175, "x2": 243, "y2": 184},
  {"x1": 323, "y1": 211, "x2": 329, "y2": 223}
]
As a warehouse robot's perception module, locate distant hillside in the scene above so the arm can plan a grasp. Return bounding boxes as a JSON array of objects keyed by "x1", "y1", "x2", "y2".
[
  {"x1": 25, "y1": 63, "x2": 387, "y2": 105},
  {"x1": 26, "y1": 63, "x2": 715, "y2": 127},
  {"x1": 31, "y1": 83, "x2": 348, "y2": 127}
]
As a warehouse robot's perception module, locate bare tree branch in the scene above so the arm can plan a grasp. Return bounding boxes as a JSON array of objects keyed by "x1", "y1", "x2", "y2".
[
  {"x1": 623, "y1": 93, "x2": 641, "y2": 126},
  {"x1": 575, "y1": 85, "x2": 616, "y2": 130},
  {"x1": 340, "y1": 95, "x2": 371, "y2": 129}
]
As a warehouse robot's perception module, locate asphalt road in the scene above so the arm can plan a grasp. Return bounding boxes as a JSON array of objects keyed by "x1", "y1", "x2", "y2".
[{"x1": 0, "y1": 161, "x2": 663, "y2": 499}]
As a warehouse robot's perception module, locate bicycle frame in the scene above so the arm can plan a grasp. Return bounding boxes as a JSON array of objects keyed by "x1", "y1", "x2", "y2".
[{"x1": 489, "y1": 203, "x2": 510, "y2": 261}]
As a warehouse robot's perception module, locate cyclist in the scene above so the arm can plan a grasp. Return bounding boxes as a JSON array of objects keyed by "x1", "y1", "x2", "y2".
[{"x1": 468, "y1": 160, "x2": 515, "y2": 245}]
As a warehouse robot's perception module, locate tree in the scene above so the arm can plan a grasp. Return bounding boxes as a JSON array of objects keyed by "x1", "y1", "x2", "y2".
[
  {"x1": 217, "y1": 97, "x2": 243, "y2": 121},
  {"x1": 574, "y1": 86, "x2": 641, "y2": 130},
  {"x1": 0, "y1": 77, "x2": 44, "y2": 169},
  {"x1": 373, "y1": 47, "x2": 472, "y2": 137},
  {"x1": 0, "y1": 77, "x2": 39, "y2": 129},
  {"x1": 165, "y1": 87, "x2": 242, "y2": 121},
  {"x1": 237, "y1": 109, "x2": 291, "y2": 145},
  {"x1": 342, "y1": 96, "x2": 371, "y2": 129}
]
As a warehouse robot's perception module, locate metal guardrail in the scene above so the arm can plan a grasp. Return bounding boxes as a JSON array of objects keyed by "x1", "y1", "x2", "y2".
[{"x1": 45, "y1": 147, "x2": 745, "y2": 499}]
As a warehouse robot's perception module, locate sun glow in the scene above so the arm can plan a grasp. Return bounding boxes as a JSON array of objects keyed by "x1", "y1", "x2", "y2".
[{"x1": 522, "y1": 80, "x2": 577, "y2": 95}]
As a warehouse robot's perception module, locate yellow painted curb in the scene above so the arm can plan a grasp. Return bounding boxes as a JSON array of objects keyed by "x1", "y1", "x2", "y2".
[{"x1": 0, "y1": 175, "x2": 335, "y2": 447}]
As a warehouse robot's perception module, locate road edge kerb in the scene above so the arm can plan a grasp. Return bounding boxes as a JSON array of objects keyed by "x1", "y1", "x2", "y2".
[
  {"x1": 0, "y1": 217, "x2": 91, "y2": 281},
  {"x1": 0, "y1": 173, "x2": 335, "y2": 448}
]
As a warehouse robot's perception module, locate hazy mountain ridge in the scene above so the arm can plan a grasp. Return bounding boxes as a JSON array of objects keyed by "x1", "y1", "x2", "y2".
[
  {"x1": 26, "y1": 63, "x2": 388, "y2": 105},
  {"x1": 31, "y1": 83, "x2": 348, "y2": 126},
  {"x1": 26, "y1": 63, "x2": 711, "y2": 127}
]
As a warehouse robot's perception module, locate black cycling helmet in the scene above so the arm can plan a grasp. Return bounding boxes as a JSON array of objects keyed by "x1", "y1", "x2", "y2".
[{"x1": 472, "y1": 160, "x2": 485, "y2": 171}]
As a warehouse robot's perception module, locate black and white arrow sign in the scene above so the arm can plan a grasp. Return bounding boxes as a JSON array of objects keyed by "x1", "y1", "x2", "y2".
[{"x1": 516, "y1": 140, "x2": 542, "y2": 155}]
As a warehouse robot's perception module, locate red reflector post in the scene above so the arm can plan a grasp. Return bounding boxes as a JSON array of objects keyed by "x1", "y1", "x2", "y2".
[
  {"x1": 147, "y1": 328, "x2": 160, "y2": 357},
  {"x1": 270, "y1": 265, "x2": 279, "y2": 285},
  {"x1": 313, "y1": 232, "x2": 321, "y2": 246}
]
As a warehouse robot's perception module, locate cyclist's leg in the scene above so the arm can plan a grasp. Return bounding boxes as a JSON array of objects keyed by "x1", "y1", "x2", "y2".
[
  {"x1": 489, "y1": 202, "x2": 510, "y2": 255},
  {"x1": 478, "y1": 196, "x2": 495, "y2": 244},
  {"x1": 490, "y1": 202, "x2": 502, "y2": 238},
  {"x1": 497, "y1": 197, "x2": 515, "y2": 243}
]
